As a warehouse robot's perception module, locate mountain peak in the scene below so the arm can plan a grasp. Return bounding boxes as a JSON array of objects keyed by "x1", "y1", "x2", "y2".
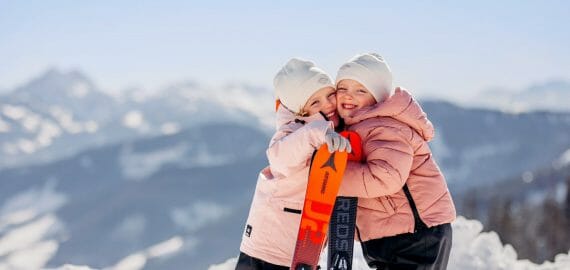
[
  {"x1": 10, "y1": 67, "x2": 103, "y2": 101},
  {"x1": 3, "y1": 67, "x2": 111, "y2": 105}
]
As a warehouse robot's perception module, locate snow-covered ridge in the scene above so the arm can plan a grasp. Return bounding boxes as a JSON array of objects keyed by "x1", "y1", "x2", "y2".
[{"x1": 0, "y1": 181, "x2": 67, "y2": 270}]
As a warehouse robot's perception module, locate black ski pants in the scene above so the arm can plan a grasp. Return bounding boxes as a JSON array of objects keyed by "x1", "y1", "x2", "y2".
[
  {"x1": 235, "y1": 252, "x2": 289, "y2": 270},
  {"x1": 361, "y1": 223, "x2": 452, "y2": 270}
]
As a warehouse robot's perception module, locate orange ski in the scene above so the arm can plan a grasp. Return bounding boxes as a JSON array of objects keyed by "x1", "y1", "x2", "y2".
[{"x1": 291, "y1": 145, "x2": 348, "y2": 270}]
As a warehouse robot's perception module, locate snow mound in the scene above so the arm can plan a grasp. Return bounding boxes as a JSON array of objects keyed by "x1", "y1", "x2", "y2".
[{"x1": 209, "y1": 216, "x2": 570, "y2": 270}]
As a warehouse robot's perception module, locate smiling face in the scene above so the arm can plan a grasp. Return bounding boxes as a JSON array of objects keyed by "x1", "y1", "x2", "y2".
[
  {"x1": 336, "y1": 79, "x2": 377, "y2": 118},
  {"x1": 301, "y1": 86, "x2": 340, "y2": 127}
]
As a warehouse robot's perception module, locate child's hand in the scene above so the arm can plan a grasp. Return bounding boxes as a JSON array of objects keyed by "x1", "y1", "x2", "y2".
[
  {"x1": 325, "y1": 130, "x2": 352, "y2": 153},
  {"x1": 340, "y1": 131, "x2": 363, "y2": 162}
]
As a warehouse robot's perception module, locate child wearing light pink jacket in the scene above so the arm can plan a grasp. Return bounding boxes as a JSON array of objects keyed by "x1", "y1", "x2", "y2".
[
  {"x1": 236, "y1": 58, "x2": 351, "y2": 269},
  {"x1": 336, "y1": 53, "x2": 456, "y2": 270}
]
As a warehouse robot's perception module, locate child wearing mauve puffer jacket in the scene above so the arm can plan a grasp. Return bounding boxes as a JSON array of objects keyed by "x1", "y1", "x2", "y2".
[
  {"x1": 335, "y1": 53, "x2": 457, "y2": 270},
  {"x1": 236, "y1": 58, "x2": 351, "y2": 270}
]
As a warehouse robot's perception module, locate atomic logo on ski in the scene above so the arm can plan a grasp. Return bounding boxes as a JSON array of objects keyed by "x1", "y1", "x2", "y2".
[{"x1": 320, "y1": 152, "x2": 337, "y2": 172}]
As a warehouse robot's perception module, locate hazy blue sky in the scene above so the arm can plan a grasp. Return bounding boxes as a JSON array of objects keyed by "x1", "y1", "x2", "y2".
[{"x1": 1, "y1": 1, "x2": 569, "y2": 101}]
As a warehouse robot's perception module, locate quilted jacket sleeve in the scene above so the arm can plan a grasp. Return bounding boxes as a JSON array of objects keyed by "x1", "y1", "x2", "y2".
[
  {"x1": 267, "y1": 120, "x2": 333, "y2": 177},
  {"x1": 338, "y1": 124, "x2": 414, "y2": 198}
]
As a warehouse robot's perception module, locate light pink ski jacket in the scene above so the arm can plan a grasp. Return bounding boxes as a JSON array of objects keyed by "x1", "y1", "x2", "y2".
[
  {"x1": 239, "y1": 106, "x2": 333, "y2": 267},
  {"x1": 338, "y1": 87, "x2": 456, "y2": 242}
]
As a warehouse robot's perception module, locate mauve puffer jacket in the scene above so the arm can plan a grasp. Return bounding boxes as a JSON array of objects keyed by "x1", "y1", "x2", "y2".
[{"x1": 338, "y1": 87, "x2": 456, "y2": 241}]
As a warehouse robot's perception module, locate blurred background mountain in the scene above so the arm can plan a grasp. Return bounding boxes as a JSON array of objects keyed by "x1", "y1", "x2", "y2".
[{"x1": 1, "y1": 69, "x2": 569, "y2": 269}]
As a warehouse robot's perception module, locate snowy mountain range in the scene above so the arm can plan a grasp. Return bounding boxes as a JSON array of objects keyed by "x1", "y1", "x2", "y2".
[
  {"x1": 1, "y1": 68, "x2": 569, "y2": 269},
  {"x1": 423, "y1": 101, "x2": 570, "y2": 193},
  {"x1": 2, "y1": 121, "x2": 567, "y2": 269},
  {"x1": 3, "y1": 69, "x2": 569, "y2": 190},
  {"x1": 0, "y1": 69, "x2": 273, "y2": 170},
  {"x1": 0, "y1": 123, "x2": 268, "y2": 270}
]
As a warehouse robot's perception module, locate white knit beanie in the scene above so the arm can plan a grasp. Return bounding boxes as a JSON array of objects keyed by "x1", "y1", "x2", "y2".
[
  {"x1": 336, "y1": 53, "x2": 393, "y2": 102},
  {"x1": 274, "y1": 58, "x2": 334, "y2": 114}
]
